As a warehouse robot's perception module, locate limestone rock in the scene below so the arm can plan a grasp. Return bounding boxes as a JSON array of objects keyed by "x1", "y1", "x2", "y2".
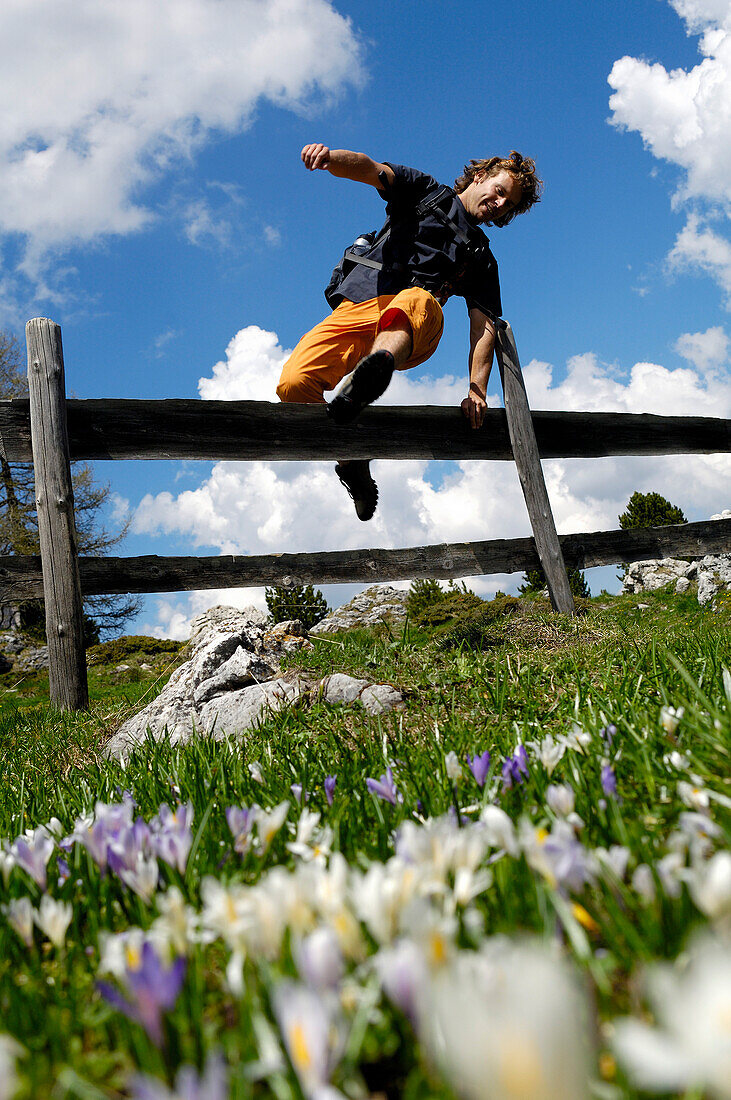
[
  {"x1": 621, "y1": 558, "x2": 692, "y2": 594},
  {"x1": 310, "y1": 585, "x2": 408, "y2": 635},
  {"x1": 360, "y1": 683, "x2": 404, "y2": 715},
  {"x1": 192, "y1": 647, "x2": 278, "y2": 706},
  {"x1": 320, "y1": 673, "x2": 370, "y2": 704},
  {"x1": 200, "y1": 676, "x2": 308, "y2": 739},
  {"x1": 318, "y1": 672, "x2": 403, "y2": 714},
  {"x1": 697, "y1": 555, "x2": 731, "y2": 606},
  {"x1": 103, "y1": 600, "x2": 404, "y2": 762}
]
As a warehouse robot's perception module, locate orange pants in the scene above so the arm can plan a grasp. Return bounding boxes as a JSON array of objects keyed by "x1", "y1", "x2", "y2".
[{"x1": 276, "y1": 287, "x2": 444, "y2": 403}]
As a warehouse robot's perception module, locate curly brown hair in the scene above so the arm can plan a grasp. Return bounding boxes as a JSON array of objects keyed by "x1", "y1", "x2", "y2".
[{"x1": 454, "y1": 151, "x2": 543, "y2": 227}]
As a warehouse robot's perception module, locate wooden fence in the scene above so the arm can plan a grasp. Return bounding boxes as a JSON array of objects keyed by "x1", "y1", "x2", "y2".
[{"x1": 1, "y1": 317, "x2": 729, "y2": 710}]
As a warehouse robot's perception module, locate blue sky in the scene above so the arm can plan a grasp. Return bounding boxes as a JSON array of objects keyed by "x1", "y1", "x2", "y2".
[{"x1": 1, "y1": 0, "x2": 729, "y2": 637}]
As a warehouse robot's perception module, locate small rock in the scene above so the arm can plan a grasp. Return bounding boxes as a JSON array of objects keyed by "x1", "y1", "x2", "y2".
[
  {"x1": 675, "y1": 577, "x2": 691, "y2": 595},
  {"x1": 320, "y1": 673, "x2": 370, "y2": 704},
  {"x1": 360, "y1": 683, "x2": 404, "y2": 715}
]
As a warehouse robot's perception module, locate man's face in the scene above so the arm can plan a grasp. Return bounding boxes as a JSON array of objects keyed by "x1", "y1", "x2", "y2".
[{"x1": 462, "y1": 168, "x2": 522, "y2": 224}]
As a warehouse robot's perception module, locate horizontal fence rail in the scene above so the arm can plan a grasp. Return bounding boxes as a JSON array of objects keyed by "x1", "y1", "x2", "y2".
[
  {"x1": 1, "y1": 398, "x2": 729, "y2": 462},
  {"x1": 2, "y1": 518, "x2": 729, "y2": 600}
]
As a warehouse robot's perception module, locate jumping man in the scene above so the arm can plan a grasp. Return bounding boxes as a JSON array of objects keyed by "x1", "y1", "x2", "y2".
[{"x1": 277, "y1": 144, "x2": 542, "y2": 520}]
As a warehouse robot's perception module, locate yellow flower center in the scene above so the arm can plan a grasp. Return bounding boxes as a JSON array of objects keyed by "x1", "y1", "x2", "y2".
[
  {"x1": 497, "y1": 1032, "x2": 545, "y2": 1098},
  {"x1": 572, "y1": 903, "x2": 599, "y2": 933},
  {"x1": 428, "y1": 930, "x2": 448, "y2": 968},
  {"x1": 124, "y1": 943, "x2": 142, "y2": 970},
  {"x1": 289, "y1": 1022, "x2": 312, "y2": 1073}
]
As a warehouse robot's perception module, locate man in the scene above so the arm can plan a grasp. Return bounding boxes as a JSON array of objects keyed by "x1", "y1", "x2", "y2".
[{"x1": 277, "y1": 143, "x2": 542, "y2": 520}]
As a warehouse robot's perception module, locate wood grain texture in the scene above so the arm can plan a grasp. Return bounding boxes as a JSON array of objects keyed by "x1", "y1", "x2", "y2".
[
  {"x1": 496, "y1": 321, "x2": 574, "y2": 614},
  {"x1": 26, "y1": 319, "x2": 88, "y2": 710},
  {"x1": 2, "y1": 519, "x2": 728, "y2": 599},
  {"x1": 0, "y1": 399, "x2": 728, "y2": 462}
]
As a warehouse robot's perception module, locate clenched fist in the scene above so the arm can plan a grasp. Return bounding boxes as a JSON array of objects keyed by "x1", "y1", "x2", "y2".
[{"x1": 301, "y1": 143, "x2": 331, "y2": 171}]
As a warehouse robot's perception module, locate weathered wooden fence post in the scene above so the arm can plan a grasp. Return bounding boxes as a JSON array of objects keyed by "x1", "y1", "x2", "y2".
[
  {"x1": 26, "y1": 318, "x2": 88, "y2": 710},
  {"x1": 495, "y1": 320, "x2": 575, "y2": 615}
]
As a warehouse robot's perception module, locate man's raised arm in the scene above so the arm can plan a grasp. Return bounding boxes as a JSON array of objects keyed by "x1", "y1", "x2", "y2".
[{"x1": 301, "y1": 143, "x2": 395, "y2": 190}]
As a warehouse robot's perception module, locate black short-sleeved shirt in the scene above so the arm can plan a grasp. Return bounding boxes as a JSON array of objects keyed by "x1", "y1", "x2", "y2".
[{"x1": 331, "y1": 163, "x2": 502, "y2": 317}]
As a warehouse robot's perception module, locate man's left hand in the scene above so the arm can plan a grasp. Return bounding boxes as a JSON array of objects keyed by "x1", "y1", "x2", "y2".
[{"x1": 461, "y1": 387, "x2": 487, "y2": 429}]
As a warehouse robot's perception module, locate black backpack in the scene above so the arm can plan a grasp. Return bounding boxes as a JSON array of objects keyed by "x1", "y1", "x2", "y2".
[{"x1": 324, "y1": 184, "x2": 473, "y2": 308}]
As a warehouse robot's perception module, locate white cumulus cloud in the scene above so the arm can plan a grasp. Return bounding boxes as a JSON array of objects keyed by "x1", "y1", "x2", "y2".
[
  {"x1": 0, "y1": 0, "x2": 362, "y2": 275},
  {"x1": 132, "y1": 324, "x2": 731, "y2": 638},
  {"x1": 608, "y1": 0, "x2": 731, "y2": 306}
]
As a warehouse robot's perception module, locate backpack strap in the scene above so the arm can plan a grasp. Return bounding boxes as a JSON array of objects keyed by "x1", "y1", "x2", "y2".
[
  {"x1": 339, "y1": 184, "x2": 476, "y2": 277},
  {"x1": 417, "y1": 184, "x2": 475, "y2": 246}
]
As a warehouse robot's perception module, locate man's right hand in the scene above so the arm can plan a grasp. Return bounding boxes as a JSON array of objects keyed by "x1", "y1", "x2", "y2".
[
  {"x1": 302, "y1": 143, "x2": 331, "y2": 171},
  {"x1": 461, "y1": 387, "x2": 488, "y2": 429}
]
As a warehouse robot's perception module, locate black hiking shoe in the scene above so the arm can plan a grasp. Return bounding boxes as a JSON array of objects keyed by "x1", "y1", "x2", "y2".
[
  {"x1": 327, "y1": 350, "x2": 395, "y2": 425},
  {"x1": 335, "y1": 460, "x2": 378, "y2": 521}
]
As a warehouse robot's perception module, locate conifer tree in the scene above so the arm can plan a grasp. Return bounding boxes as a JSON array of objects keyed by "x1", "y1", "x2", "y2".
[{"x1": 0, "y1": 329, "x2": 141, "y2": 638}]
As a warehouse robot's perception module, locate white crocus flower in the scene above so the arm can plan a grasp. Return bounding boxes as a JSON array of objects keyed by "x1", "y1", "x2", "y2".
[
  {"x1": 558, "y1": 722, "x2": 592, "y2": 754},
  {"x1": 686, "y1": 851, "x2": 731, "y2": 924},
  {"x1": 527, "y1": 734, "x2": 566, "y2": 775},
  {"x1": 0, "y1": 846, "x2": 14, "y2": 887},
  {"x1": 272, "y1": 980, "x2": 346, "y2": 1100},
  {"x1": 480, "y1": 805, "x2": 519, "y2": 856},
  {"x1": 613, "y1": 935, "x2": 731, "y2": 1099},
  {"x1": 117, "y1": 852, "x2": 159, "y2": 903},
  {"x1": 287, "y1": 810, "x2": 333, "y2": 865},
  {"x1": 248, "y1": 761, "x2": 265, "y2": 784},
  {"x1": 98, "y1": 927, "x2": 148, "y2": 978},
  {"x1": 546, "y1": 784, "x2": 575, "y2": 817},
  {"x1": 153, "y1": 885, "x2": 200, "y2": 955},
  {"x1": 660, "y1": 705, "x2": 684, "y2": 734},
  {"x1": 199, "y1": 877, "x2": 251, "y2": 954},
  {"x1": 445, "y1": 751, "x2": 463, "y2": 781},
  {"x1": 255, "y1": 801, "x2": 290, "y2": 855},
  {"x1": 594, "y1": 845, "x2": 630, "y2": 883},
  {"x1": 632, "y1": 864, "x2": 656, "y2": 902},
  {"x1": 294, "y1": 927, "x2": 344, "y2": 991},
  {"x1": 3, "y1": 897, "x2": 34, "y2": 947},
  {"x1": 351, "y1": 859, "x2": 418, "y2": 945},
  {"x1": 34, "y1": 896, "x2": 72, "y2": 948},
  {"x1": 678, "y1": 780, "x2": 710, "y2": 811},
  {"x1": 421, "y1": 939, "x2": 592, "y2": 1100},
  {"x1": 664, "y1": 750, "x2": 690, "y2": 771}
]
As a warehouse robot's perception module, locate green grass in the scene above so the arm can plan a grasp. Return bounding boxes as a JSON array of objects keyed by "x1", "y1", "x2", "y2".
[{"x1": 0, "y1": 589, "x2": 729, "y2": 1098}]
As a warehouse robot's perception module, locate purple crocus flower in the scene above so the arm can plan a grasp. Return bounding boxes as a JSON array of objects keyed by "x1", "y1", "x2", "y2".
[
  {"x1": 542, "y1": 821, "x2": 594, "y2": 892},
  {"x1": 466, "y1": 750, "x2": 491, "y2": 787},
  {"x1": 366, "y1": 767, "x2": 402, "y2": 806},
  {"x1": 600, "y1": 724, "x2": 617, "y2": 749},
  {"x1": 501, "y1": 745, "x2": 529, "y2": 790},
  {"x1": 324, "y1": 775, "x2": 337, "y2": 806},
  {"x1": 97, "y1": 940, "x2": 186, "y2": 1046},
  {"x1": 149, "y1": 803, "x2": 194, "y2": 874},
  {"x1": 130, "y1": 1051, "x2": 228, "y2": 1100},
  {"x1": 225, "y1": 805, "x2": 256, "y2": 855},
  {"x1": 601, "y1": 764, "x2": 618, "y2": 797},
  {"x1": 290, "y1": 784, "x2": 309, "y2": 805},
  {"x1": 11, "y1": 828, "x2": 55, "y2": 890},
  {"x1": 107, "y1": 818, "x2": 152, "y2": 875}
]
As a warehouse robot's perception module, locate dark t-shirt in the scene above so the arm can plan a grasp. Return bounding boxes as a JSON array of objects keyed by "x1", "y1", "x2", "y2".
[{"x1": 331, "y1": 163, "x2": 502, "y2": 317}]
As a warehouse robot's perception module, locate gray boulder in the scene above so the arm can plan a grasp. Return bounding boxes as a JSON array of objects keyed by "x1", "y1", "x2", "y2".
[
  {"x1": 104, "y1": 607, "x2": 310, "y2": 762},
  {"x1": 103, "y1": 602, "x2": 404, "y2": 762},
  {"x1": 310, "y1": 584, "x2": 408, "y2": 634}
]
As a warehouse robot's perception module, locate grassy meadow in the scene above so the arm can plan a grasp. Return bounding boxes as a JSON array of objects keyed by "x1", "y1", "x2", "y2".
[{"x1": 0, "y1": 587, "x2": 729, "y2": 1099}]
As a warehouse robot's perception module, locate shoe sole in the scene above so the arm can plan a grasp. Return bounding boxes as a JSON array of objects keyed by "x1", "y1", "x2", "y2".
[
  {"x1": 327, "y1": 351, "x2": 394, "y2": 426},
  {"x1": 335, "y1": 463, "x2": 378, "y2": 521}
]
